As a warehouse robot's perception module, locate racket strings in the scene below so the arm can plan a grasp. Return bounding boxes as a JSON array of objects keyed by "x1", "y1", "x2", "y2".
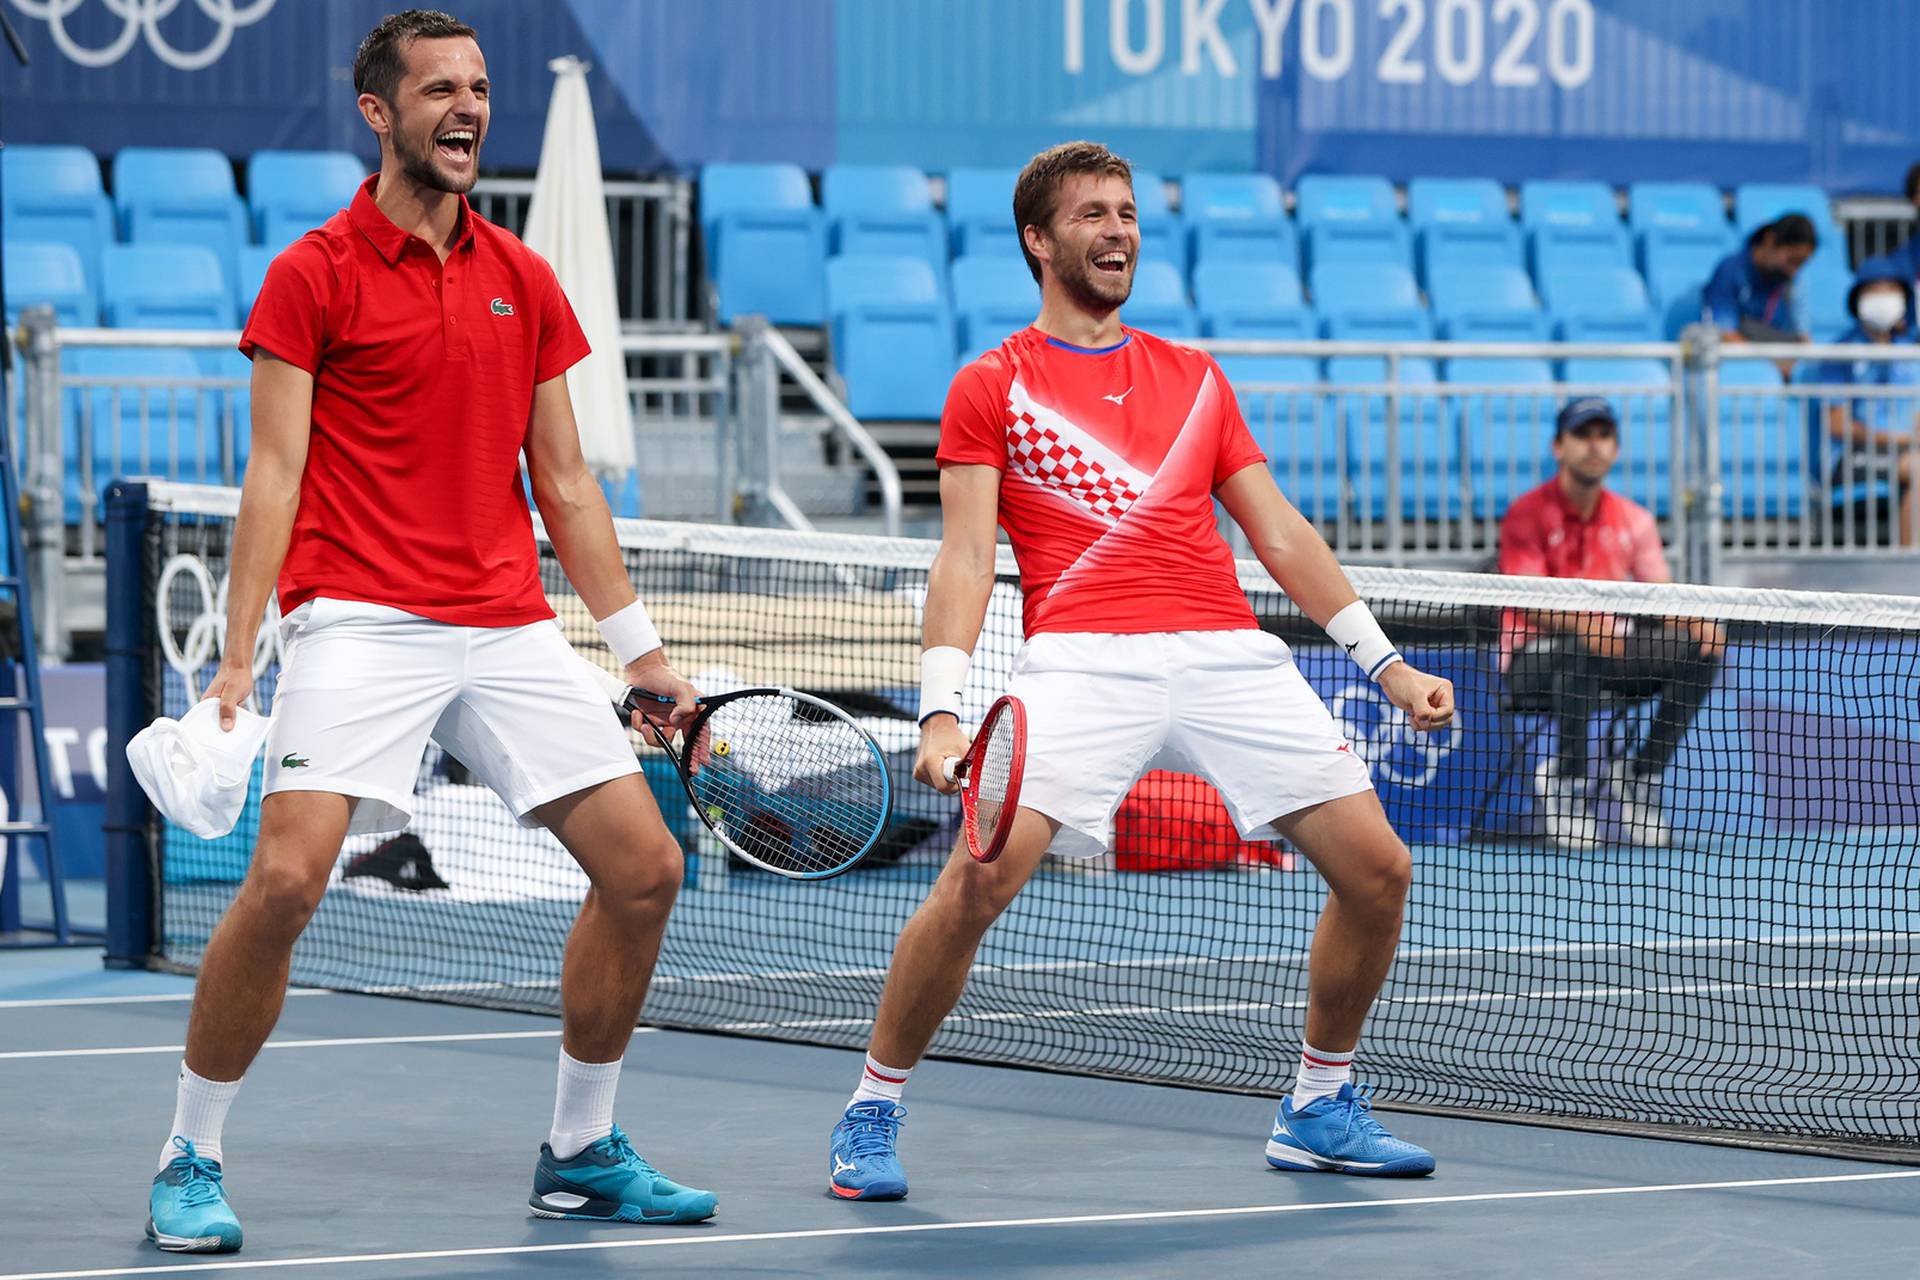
[
  {"x1": 683, "y1": 695, "x2": 889, "y2": 876},
  {"x1": 972, "y1": 711, "x2": 1018, "y2": 851}
]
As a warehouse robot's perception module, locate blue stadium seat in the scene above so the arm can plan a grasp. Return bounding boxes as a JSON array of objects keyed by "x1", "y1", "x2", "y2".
[
  {"x1": 236, "y1": 245, "x2": 276, "y2": 320},
  {"x1": 247, "y1": 150, "x2": 365, "y2": 249},
  {"x1": 823, "y1": 165, "x2": 946, "y2": 271},
  {"x1": 1529, "y1": 223, "x2": 1634, "y2": 277},
  {"x1": 2, "y1": 144, "x2": 115, "y2": 293},
  {"x1": 1733, "y1": 183, "x2": 1837, "y2": 236},
  {"x1": 950, "y1": 255, "x2": 1037, "y2": 360},
  {"x1": 1540, "y1": 265, "x2": 1653, "y2": 322},
  {"x1": 1627, "y1": 182, "x2": 1727, "y2": 234},
  {"x1": 946, "y1": 167, "x2": 1019, "y2": 258},
  {"x1": 1660, "y1": 284, "x2": 1705, "y2": 340},
  {"x1": 699, "y1": 162, "x2": 827, "y2": 325},
  {"x1": 1118, "y1": 260, "x2": 1197, "y2": 336},
  {"x1": 1305, "y1": 221, "x2": 1412, "y2": 273},
  {"x1": 192, "y1": 348, "x2": 253, "y2": 483},
  {"x1": 1641, "y1": 225, "x2": 1733, "y2": 306},
  {"x1": 1192, "y1": 259, "x2": 1303, "y2": 327},
  {"x1": 4, "y1": 242, "x2": 98, "y2": 327},
  {"x1": 1518, "y1": 180, "x2": 1618, "y2": 231},
  {"x1": 1322, "y1": 311, "x2": 1451, "y2": 521},
  {"x1": 1448, "y1": 356, "x2": 1557, "y2": 518},
  {"x1": 100, "y1": 245, "x2": 234, "y2": 328},
  {"x1": 61, "y1": 346, "x2": 209, "y2": 520},
  {"x1": 1426, "y1": 263, "x2": 1537, "y2": 326},
  {"x1": 1230, "y1": 356, "x2": 1343, "y2": 524},
  {"x1": 1130, "y1": 169, "x2": 1188, "y2": 277},
  {"x1": 825, "y1": 255, "x2": 951, "y2": 419},
  {"x1": 113, "y1": 147, "x2": 249, "y2": 299},
  {"x1": 1561, "y1": 357, "x2": 1674, "y2": 514},
  {"x1": 1182, "y1": 172, "x2": 1292, "y2": 268},
  {"x1": 1407, "y1": 177, "x2": 1507, "y2": 230},
  {"x1": 1294, "y1": 175, "x2": 1397, "y2": 228},
  {"x1": 1557, "y1": 312, "x2": 1662, "y2": 343},
  {"x1": 1309, "y1": 261, "x2": 1419, "y2": 314},
  {"x1": 1732, "y1": 183, "x2": 1847, "y2": 277},
  {"x1": 1208, "y1": 309, "x2": 1316, "y2": 341},
  {"x1": 1803, "y1": 264, "x2": 1852, "y2": 342},
  {"x1": 1442, "y1": 311, "x2": 1550, "y2": 343},
  {"x1": 1717, "y1": 360, "x2": 1800, "y2": 519},
  {"x1": 1419, "y1": 222, "x2": 1524, "y2": 285}
]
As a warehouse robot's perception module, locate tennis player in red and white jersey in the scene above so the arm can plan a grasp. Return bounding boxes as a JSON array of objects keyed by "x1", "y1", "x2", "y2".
[
  {"x1": 825, "y1": 142, "x2": 1455, "y2": 1200},
  {"x1": 142, "y1": 12, "x2": 714, "y2": 1255}
]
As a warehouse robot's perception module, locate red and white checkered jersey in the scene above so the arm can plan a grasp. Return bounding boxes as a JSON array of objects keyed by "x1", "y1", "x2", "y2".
[{"x1": 936, "y1": 326, "x2": 1267, "y2": 637}]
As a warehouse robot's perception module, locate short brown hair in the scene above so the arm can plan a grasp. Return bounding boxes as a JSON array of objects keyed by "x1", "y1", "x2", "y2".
[
  {"x1": 1012, "y1": 141, "x2": 1134, "y2": 284},
  {"x1": 353, "y1": 9, "x2": 478, "y2": 104}
]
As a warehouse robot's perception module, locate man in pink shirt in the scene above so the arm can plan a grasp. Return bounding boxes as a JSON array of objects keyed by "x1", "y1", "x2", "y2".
[{"x1": 1498, "y1": 397, "x2": 1725, "y2": 850}]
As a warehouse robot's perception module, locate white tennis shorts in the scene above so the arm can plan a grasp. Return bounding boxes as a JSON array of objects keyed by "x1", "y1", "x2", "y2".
[
  {"x1": 262, "y1": 598, "x2": 640, "y2": 836},
  {"x1": 1007, "y1": 629, "x2": 1373, "y2": 859}
]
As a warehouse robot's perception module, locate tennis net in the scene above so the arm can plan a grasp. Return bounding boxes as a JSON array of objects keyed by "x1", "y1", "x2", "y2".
[{"x1": 112, "y1": 481, "x2": 1920, "y2": 1159}]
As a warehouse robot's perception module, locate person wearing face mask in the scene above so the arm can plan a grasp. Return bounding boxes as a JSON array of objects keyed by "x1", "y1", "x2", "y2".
[
  {"x1": 1703, "y1": 213, "x2": 1819, "y2": 347},
  {"x1": 1814, "y1": 261, "x2": 1920, "y2": 545}
]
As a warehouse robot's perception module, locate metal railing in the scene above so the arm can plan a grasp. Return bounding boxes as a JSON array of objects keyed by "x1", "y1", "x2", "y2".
[
  {"x1": 1836, "y1": 196, "x2": 1917, "y2": 268},
  {"x1": 13, "y1": 310, "x2": 903, "y2": 652},
  {"x1": 469, "y1": 175, "x2": 695, "y2": 330}
]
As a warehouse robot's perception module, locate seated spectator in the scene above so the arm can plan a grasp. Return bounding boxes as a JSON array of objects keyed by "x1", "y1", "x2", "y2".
[
  {"x1": 1703, "y1": 215, "x2": 1818, "y2": 369},
  {"x1": 1814, "y1": 262, "x2": 1920, "y2": 545},
  {"x1": 1497, "y1": 397, "x2": 1726, "y2": 851}
]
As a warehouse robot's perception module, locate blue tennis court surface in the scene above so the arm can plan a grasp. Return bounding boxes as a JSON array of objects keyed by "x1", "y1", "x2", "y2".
[{"x1": 6, "y1": 949, "x2": 1918, "y2": 1279}]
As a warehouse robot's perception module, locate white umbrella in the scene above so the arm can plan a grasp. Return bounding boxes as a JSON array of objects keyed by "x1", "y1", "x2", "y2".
[{"x1": 522, "y1": 55, "x2": 636, "y2": 476}]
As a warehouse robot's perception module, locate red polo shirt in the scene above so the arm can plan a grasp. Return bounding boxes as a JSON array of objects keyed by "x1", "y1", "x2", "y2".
[
  {"x1": 1496, "y1": 478, "x2": 1671, "y2": 663},
  {"x1": 240, "y1": 176, "x2": 590, "y2": 625}
]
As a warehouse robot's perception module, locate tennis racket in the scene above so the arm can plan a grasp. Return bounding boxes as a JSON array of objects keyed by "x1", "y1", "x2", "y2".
[
  {"x1": 940, "y1": 694, "x2": 1026, "y2": 864},
  {"x1": 584, "y1": 663, "x2": 893, "y2": 880}
]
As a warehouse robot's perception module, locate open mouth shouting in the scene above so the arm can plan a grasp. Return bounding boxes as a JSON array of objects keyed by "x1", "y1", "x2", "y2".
[
  {"x1": 1093, "y1": 249, "x2": 1130, "y2": 275},
  {"x1": 435, "y1": 125, "x2": 478, "y2": 168}
]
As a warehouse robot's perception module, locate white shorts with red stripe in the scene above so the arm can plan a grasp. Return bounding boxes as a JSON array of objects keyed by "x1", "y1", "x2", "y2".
[{"x1": 1005, "y1": 629, "x2": 1373, "y2": 859}]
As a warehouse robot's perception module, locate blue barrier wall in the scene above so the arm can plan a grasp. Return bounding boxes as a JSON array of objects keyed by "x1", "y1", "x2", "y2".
[{"x1": 4, "y1": 0, "x2": 1915, "y2": 190}]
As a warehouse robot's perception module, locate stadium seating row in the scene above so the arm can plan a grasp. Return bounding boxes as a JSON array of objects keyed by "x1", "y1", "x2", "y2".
[
  {"x1": 699, "y1": 162, "x2": 1851, "y2": 332},
  {"x1": 2, "y1": 144, "x2": 364, "y2": 326}
]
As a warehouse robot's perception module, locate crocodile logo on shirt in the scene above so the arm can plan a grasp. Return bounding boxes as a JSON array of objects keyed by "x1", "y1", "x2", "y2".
[
  {"x1": 280, "y1": 754, "x2": 310, "y2": 769},
  {"x1": 490, "y1": 297, "x2": 515, "y2": 316}
]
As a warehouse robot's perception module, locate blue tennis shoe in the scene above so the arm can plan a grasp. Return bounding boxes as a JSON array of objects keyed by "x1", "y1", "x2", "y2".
[
  {"x1": 146, "y1": 1137, "x2": 242, "y2": 1253},
  {"x1": 529, "y1": 1125, "x2": 717, "y2": 1223},
  {"x1": 1265, "y1": 1082, "x2": 1436, "y2": 1176},
  {"x1": 828, "y1": 1100, "x2": 908, "y2": 1200}
]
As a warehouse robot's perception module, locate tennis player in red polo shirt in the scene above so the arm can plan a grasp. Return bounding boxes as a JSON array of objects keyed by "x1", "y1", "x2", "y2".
[
  {"x1": 143, "y1": 11, "x2": 715, "y2": 1254},
  {"x1": 1497, "y1": 397, "x2": 1726, "y2": 851}
]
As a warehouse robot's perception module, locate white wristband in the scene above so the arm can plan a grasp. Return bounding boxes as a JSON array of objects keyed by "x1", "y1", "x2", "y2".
[
  {"x1": 1325, "y1": 600, "x2": 1402, "y2": 681},
  {"x1": 596, "y1": 598, "x2": 663, "y2": 667},
  {"x1": 918, "y1": 646, "x2": 970, "y2": 725}
]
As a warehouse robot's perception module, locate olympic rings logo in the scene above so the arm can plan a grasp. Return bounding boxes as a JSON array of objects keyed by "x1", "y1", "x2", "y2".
[
  {"x1": 1329, "y1": 682, "x2": 1463, "y2": 789},
  {"x1": 8, "y1": 0, "x2": 276, "y2": 71},
  {"x1": 155, "y1": 552, "x2": 281, "y2": 706}
]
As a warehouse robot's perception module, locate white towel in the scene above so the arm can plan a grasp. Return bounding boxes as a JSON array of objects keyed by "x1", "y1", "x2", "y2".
[{"x1": 126, "y1": 699, "x2": 271, "y2": 839}]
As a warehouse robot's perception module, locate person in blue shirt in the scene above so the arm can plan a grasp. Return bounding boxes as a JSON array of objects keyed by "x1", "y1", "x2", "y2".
[
  {"x1": 1815, "y1": 261, "x2": 1919, "y2": 544},
  {"x1": 1881, "y1": 168, "x2": 1920, "y2": 326},
  {"x1": 1703, "y1": 214, "x2": 1818, "y2": 345}
]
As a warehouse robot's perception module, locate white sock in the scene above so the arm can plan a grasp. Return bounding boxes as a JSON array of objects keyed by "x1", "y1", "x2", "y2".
[
  {"x1": 1290, "y1": 1042, "x2": 1355, "y2": 1111},
  {"x1": 847, "y1": 1054, "x2": 913, "y2": 1109},
  {"x1": 158, "y1": 1061, "x2": 242, "y2": 1172},
  {"x1": 548, "y1": 1049, "x2": 622, "y2": 1160}
]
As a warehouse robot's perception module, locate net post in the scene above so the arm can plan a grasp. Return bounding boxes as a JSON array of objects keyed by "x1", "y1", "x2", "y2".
[{"x1": 103, "y1": 480, "x2": 155, "y2": 969}]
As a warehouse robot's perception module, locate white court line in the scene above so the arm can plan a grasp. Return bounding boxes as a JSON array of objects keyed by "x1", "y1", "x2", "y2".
[
  {"x1": 0, "y1": 990, "x2": 337, "y2": 1011},
  {"x1": 5, "y1": 1169, "x2": 1918, "y2": 1279},
  {"x1": 0, "y1": 1028, "x2": 652, "y2": 1062}
]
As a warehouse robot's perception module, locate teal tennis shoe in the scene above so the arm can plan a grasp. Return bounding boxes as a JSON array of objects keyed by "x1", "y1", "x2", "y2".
[
  {"x1": 828, "y1": 1100, "x2": 908, "y2": 1200},
  {"x1": 1265, "y1": 1082, "x2": 1436, "y2": 1176},
  {"x1": 146, "y1": 1138, "x2": 242, "y2": 1253},
  {"x1": 529, "y1": 1125, "x2": 717, "y2": 1223}
]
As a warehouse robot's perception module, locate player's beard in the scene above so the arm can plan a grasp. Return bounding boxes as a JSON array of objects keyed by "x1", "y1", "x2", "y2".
[
  {"x1": 391, "y1": 108, "x2": 482, "y2": 196},
  {"x1": 1053, "y1": 249, "x2": 1134, "y2": 316}
]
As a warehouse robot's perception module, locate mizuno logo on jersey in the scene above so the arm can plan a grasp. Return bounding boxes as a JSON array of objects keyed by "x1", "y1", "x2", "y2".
[{"x1": 1101, "y1": 387, "x2": 1134, "y2": 406}]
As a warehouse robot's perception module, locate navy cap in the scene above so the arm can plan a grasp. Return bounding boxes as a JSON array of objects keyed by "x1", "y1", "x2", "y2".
[{"x1": 1555, "y1": 396, "x2": 1617, "y2": 437}]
